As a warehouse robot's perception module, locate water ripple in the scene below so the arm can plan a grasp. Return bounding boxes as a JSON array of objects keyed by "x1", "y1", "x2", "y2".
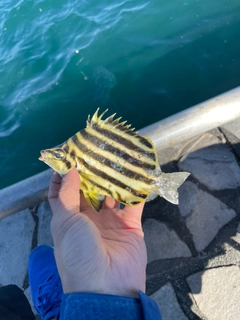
[{"x1": 0, "y1": 0, "x2": 240, "y2": 142}]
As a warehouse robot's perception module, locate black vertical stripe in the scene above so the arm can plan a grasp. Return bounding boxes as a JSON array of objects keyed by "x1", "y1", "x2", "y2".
[
  {"x1": 79, "y1": 158, "x2": 147, "y2": 199},
  {"x1": 70, "y1": 149, "x2": 76, "y2": 159},
  {"x1": 79, "y1": 130, "x2": 156, "y2": 170},
  {"x1": 63, "y1": 145, "x2": 70, "y2": 153},
  {"x1": 62, "y1": 159, "x2": 72, "y2": 169},
  {"x1": 138, "y1": 136, "x2": 153, "y2": 149},
  {"x1": 86, "y1": 178, "x2": 114, "y2": 198},
  {"x1": 73, "y1": 134, "x2": 155, "y2": 184},
  {"x1": 129, "y1": 201, "x2": 141, "y2": 205},
  {"x1": 115, "y1": 191, "x2": 125, "y2": 204},
  {"x1": 91, "y1": 123, "x2": 156, "y2": 161}
]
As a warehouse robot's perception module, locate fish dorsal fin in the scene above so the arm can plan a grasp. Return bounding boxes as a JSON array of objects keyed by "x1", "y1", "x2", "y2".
[
  {"x1": 87, "y1": 108, "x2": 137, "y2": 136},
  {"x1": 83, "y1": 190, "x2": 104, "y2": 212},
  {"x1": 107, "y1": 117, "x2": 136, "y2": 135},
  {"x1": 87, "y1": 108, "x2": 108, "y2": 127}
]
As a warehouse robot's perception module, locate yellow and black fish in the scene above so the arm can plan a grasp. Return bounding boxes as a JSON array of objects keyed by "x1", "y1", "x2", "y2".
[{"x1": 39, "y1": 109, "x2": 189, "y2": 211}]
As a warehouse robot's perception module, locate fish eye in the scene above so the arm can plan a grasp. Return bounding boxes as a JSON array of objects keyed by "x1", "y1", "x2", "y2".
[
  {"x1": 53, "y1": 151, "x2": 65, "y2": 160},
  {"x1": 55, "y1": 153, "x2": 62, "y2": 159}
]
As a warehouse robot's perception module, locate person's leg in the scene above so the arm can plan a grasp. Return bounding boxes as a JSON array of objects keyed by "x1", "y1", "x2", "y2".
[{"x1": 28, "y1": 245, "x2": 63, "y2": 320}]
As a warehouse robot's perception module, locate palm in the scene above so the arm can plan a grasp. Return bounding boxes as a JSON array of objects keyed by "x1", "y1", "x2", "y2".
[{"x1": 49, "y1": 169, "x2": 147, "y2": 297}]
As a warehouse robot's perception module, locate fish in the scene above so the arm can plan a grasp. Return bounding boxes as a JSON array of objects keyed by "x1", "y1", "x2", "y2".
[{"x1": 39, "y1": 109, "x2": 190, "y2": 212}]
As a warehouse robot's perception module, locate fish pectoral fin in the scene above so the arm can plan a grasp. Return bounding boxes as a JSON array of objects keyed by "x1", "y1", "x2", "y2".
[
  {"x1": 156, "y1": 172, "x2": 190, "y2": 205},
  {"x1": 83, "y1": 191, "x2": 104, "y2": 212}
]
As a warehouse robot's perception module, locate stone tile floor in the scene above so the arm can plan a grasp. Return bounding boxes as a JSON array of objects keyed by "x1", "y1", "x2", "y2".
[{"x1": 1, "y1": 118, "x2": 240, "y2": 320}]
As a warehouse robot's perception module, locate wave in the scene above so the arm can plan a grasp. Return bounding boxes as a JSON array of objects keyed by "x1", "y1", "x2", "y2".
[
  {"x1": 0, "y1": 112, "x2": 20, "y2": 137},
  {"x1": 0, "y1": 0, "x2": 240, "y2": 139}
]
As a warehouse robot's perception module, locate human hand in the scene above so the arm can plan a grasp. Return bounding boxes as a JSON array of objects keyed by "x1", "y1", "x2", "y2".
[{"x1": 48, "y1": 167, "x2": 147, "y2": 298}]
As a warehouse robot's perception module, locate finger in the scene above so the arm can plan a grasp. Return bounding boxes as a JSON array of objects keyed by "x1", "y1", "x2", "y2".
[
  {"x1": 79, "y1": 191, "x2": 92, "y2": 212},
  {"x1": 123, "y1": 200, "x2": 145, "y2": 216},
  {"x1": 102, "y1": 196, "x2": 120, "y2": 210},
  {"x1": 121, "y1": 201, "x2": 145, "y2": 228},
  {"x1": 48, "y1": 172, "x2": 62, "y2": 201},
  {"x1": 57, "y1": 167, "x2": 80, "y2": 214}
]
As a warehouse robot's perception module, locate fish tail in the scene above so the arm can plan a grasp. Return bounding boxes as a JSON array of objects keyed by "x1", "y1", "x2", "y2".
[{"x1": 156, "y1": 172, "x2": 190, "y2": 205}]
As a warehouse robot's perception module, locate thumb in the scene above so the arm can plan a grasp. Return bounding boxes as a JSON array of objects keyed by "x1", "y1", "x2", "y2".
[{"x1": 53, "y1": 167, "x2": 81, "y2": 216}]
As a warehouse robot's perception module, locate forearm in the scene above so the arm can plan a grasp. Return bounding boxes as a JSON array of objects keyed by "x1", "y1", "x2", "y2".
[{"x1": 56, "y1": 291, "x2": 162, "y2": 320}]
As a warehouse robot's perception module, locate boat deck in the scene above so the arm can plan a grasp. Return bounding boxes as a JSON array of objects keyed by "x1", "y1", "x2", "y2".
[{"x1": 1, "y1": 88, "x2": 240, "y2": 320}]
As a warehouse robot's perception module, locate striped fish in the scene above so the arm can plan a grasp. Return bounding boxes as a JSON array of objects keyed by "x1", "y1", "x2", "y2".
[{"x1": 39, "y1": 109, "x2": 190, "y2": 212}]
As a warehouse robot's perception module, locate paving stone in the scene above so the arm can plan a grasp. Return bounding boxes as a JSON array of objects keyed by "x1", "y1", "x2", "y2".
[
  {"x1": 180, "y1": 131, "x2": 226, "y2": 156},
  {"x1": 219, "y1": 120, "x2": 240, "y2": 160},
  {"x1": 221, "y1": 117, "x2": 240, "y2": 141},
  {"x1": 37, "y1": 200, "x2": 53, "y2": 247},
  {"x1": 231, "y1": 232, "x2": 240, "y2": 246},
  {"x1": 0, "y1": 209, "x2": 35, "y2": 287},
  {"x1": 143, "y1": 219, "x2": 191, "y2": 263},
  {"x1": 150, "y1": 283, "x2": 188, "y2": 320},
  {"x1": 156, "y1": 131, "x2": 225, "y2": 166},
  {"x1": 24, "y1": 286, "x2": 36, "y2": 316},
  {"x1": 179, "y1": 181, "x2": 236, "y2": 252},
  {"x1": 178, "y1": 181, "x2": 199, "y2": 218},
  {"x1": 178, "y1": 143, "x2": 240, "y2": 190},
  {"x1": 156, "y1": 137, "x2": 200, "y2": 165},
  {"x1": 237, "y1": 223, "x2": 240, "y2": 234},
  {"x1": 187, "y1": 266, "x2": 240, "y2": 320}
]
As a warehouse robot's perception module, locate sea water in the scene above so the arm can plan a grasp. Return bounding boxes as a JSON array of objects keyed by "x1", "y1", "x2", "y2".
[{"x1": 1, "y1": 0, "x2": 240, "y2": 189}]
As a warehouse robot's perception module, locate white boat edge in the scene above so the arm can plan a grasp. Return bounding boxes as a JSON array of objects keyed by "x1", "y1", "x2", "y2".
[{"x1": 1, "y1": 86, "x2": 240, "y2": 220}]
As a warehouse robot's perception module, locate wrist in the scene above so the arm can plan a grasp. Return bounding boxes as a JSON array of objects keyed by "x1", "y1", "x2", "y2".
[
  {"x1": 62, "y1": 282, "x2": 143, "y2": 298},
  {"x1": 59, "y1": 267, "x2": 146, "y2": 298},
  {"x1": 61, "y1": 274, "x2": 145, "y2": 298}
]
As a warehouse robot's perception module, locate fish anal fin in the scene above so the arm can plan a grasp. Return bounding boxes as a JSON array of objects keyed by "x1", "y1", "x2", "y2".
[{"x1": 83, "y1": 191, "x2": 104, "y2": 212}]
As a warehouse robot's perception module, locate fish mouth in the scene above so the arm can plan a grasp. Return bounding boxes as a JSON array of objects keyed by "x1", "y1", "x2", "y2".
[{"x1": 39, "y1": 150, "x2": 46, "y2": 162}]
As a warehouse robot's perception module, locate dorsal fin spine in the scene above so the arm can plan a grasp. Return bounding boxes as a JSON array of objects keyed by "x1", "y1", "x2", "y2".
[
  {"x1": 88, "y1": 109, "x2": 137, "y2": 134},
  {"x1": 88, "y1": 108, "x2": 110, "y2": 127},
  {"x1": 98, "y1": 109, "x2": 108, "y2": 121},
  {"x1": 106, "y1": 114, "x2": 115, "y2": 123},
  {"x1": 112, "y1": 117, "x2": 122, "y2": 125}
]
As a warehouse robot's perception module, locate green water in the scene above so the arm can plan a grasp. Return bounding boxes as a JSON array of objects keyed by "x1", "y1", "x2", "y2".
[{"x1": 1, "y1": 0, "x2": 240, "y2": 189}]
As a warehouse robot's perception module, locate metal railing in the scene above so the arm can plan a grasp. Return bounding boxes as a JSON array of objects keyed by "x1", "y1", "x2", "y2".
[
  {"x1": 1, "y1": 86, "x2": 240, "y2": 220},
  {"x1": 140, "y1": 86, "x2": 240, "y2": 148}
]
